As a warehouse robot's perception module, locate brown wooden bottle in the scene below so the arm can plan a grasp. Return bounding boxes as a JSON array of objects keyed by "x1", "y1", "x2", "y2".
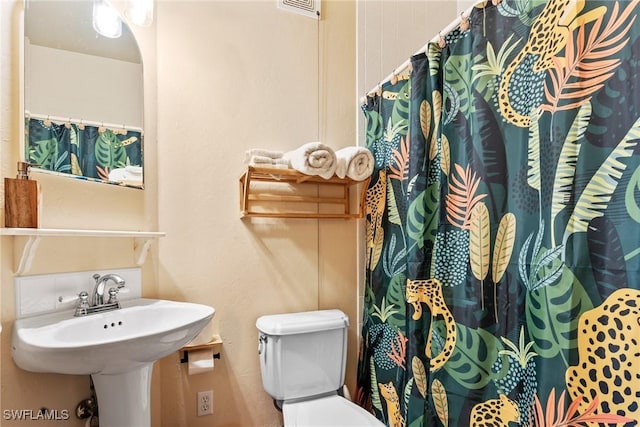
[{"x1": 4, "y1": 162, "x2": 39, "y2": 228}]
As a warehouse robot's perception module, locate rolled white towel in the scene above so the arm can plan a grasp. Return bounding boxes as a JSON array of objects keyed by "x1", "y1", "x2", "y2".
[
  {"x1": 283, "y1": 142, "x2": 337, "y2": 179},
  {"x1": 244, "y1": 148, "x2": 284, "y2": 164},
  {"x1": 335, "y1": 146, "x2": 374, "y2": 181}
]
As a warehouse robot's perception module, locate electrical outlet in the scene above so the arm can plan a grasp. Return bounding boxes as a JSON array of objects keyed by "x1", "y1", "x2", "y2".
[{"x1": 197, "y1": 390, "x2": 213, "y2": 416}]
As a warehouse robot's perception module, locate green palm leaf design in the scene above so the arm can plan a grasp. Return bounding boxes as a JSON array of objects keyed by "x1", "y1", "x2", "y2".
[
  {"x1": 471, "y1": 35, "x2": 521, "y2": 101},
  {"x1": 391, "y1": 81, "x2": 411, "y2": 131},
  {"x1": 365, "y1": 110, "x2": 383, "y2": 143},
  {"x1": 428, "y1": 42, "x2": 442, "y2": 76},
  {"x1": 430, "y1": 90, "x2": 442, "y2": 161},
  {"x1": 497, "y1": 0, "x2": 537, "y2": 25},
  {"x1": 499, "y1": 327, "x2": 537, "y2": 368},
  {"x1": 382, "y1": 235, "x2": 407, "y2": 279},
  {"x1": 626, "y1": 166, "x2": 640, "y2": 223},
  {"x1": 443, "y1": 323, "x2": 502, "y2": 389},
  {"x1": 30, "y1": 137, "x2": 59, "y2": 170},
  {"x1": 369, "y1": 357, "x2": 382, "y2": 412},
  {"x1": 386, "y1": 181, "x2": 401, "y2": 225},
  {"x1": 383, "y1": 117, "x2": 408, "y2": 143},
  {"x1": 562, "y1": 115, "x2": 640, "y2": 248},
  {"x1": 384, "y1": 274, "x2": 407, "y2": 330},
  {"x1": 518, "y1": 221, "x2": 564, "y2": 292},
  {"x1": 407, "y1": 185, "x2": 439, "y2": 251},
  {"x1": 95, "y1": 130, "x2": 127, "y2": 170},
  {"x1": 370, "y1": 297, "x2": 399, "y2": 323},
  {"x1": 444, "y1": 54, "x2": 473, "y2": 122},
  {"x1": 525, "y1": 264, "x2": 592, "y2": 364},
  {"x1": 443, "y1": 82, "x2": 460, "y2": 126},
  {"x1": 403, "y1": 377, "x2": 413, "y2": 421},
  {"x1": 550, "y1": 102, "x2": 591, "y2": 247}
]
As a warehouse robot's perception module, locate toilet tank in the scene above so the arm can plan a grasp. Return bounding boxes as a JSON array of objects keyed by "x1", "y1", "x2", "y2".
[{"x1": 256, "y1": 309, "x2": 349, "y2": 401}]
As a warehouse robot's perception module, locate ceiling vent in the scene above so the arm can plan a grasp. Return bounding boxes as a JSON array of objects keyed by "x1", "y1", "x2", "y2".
[{"x1": 278, "y1": 0, "x2": 320, "y2": 19}]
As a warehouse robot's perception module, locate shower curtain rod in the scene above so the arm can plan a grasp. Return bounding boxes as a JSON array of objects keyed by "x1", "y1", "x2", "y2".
[
  {"x1": 363, "y1": 1, "x2": 481, "y2": 100},
  {"x1": 25, "y1": 111, "x2": 143, "y2": 133}
]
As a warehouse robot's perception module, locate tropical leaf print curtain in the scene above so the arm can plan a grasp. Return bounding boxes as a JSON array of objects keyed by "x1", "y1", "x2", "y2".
[
  {"x1": 356, "y1": 1, "x2": 640, "y2": 426},
  {"x1": 26, "y1": 118, "x2": 143, "y2": 183}
]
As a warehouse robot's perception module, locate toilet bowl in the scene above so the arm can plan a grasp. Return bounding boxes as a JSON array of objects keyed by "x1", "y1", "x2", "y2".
[
  {"x1": 283, "y1": 394, "x2": 382, "y2": 426},
  {"x1": 256, "y1": 310, "x2": 383, "y2": 427}
]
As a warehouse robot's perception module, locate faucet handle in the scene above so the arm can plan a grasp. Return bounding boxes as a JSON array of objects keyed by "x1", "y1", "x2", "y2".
[
  {"x1": 107, "y1": 287, "x2": 120, "y2": 304},
  {"x1": 74, "y1": 291, "x2": 90, "y2": 317},
  {"x1": 93, "y1": 273, "x2": 101, "y2": 282},
  {"x1": 58, "y1": 291, "x2": 86, "y2": 305},
  {"x1": 78, "y1": 291, "x2": 90, "y2": 307}
]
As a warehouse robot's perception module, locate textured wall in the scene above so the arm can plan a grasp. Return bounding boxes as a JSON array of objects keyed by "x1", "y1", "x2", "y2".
[{"x1": 155, "y1": 1, "x2": 356, "y2": 426}]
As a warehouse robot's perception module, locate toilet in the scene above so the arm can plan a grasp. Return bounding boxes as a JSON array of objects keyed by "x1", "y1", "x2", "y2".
[{"x1": 256, "y1": 309, "x2": 384, "y2": 426}]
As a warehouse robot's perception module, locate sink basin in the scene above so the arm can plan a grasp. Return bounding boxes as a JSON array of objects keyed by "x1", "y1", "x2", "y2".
[
  {"x1": 12, "y1": 298, "x2": 214, "y2": 375},
  {"x1": 12, "y1": 298, "x2": 214, "y2": 427}
]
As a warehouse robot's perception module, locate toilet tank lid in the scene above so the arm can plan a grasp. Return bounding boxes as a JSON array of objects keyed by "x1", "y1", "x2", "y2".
[{"x1": 256, "y1": 309, "x2": 349, "y2": 335}]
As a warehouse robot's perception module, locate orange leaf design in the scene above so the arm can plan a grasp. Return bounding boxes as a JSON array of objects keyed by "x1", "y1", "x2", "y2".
[
  {"x1": 531, "y1": 388, "x2": 635, "y2": 427},
  {"x1": 542, "y1": 1, "x2": 639, "y2": 113},
  {"x1": 445, "y1": 164, "x2": 487, "y2": 230},
  {"x1": 388, "y1": 136, "x2": 410, "y2": 181},
  {"x1": 386, "y1": 330, "x2": 408, "y2": 370},
  {"x1": 96, "y1": 165, "x2": 110, "y2": 181}
]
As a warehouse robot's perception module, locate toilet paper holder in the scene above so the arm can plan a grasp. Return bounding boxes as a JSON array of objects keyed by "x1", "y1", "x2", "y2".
[{"x1": 179, "y1": 335, "x2": 222, "y2": 364}]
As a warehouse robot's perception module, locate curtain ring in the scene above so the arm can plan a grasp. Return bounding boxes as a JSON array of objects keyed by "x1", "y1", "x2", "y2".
[
  {"x1": 390, "y1": 72, "x2": 398, "y2": 85},
  {"x1": 438, "y1": 32, "x2": 446, "y2": 49},
  {"x1": 376, "y1": 84, "x2": 383, "y2": 97},
  {"x1": 492, "y1": 0, "x2": 502, "y2": 5}
]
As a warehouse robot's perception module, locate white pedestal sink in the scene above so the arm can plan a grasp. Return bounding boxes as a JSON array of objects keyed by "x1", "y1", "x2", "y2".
[{"x1": 12, "y1": 298, "x2": 215, "y2": 427}]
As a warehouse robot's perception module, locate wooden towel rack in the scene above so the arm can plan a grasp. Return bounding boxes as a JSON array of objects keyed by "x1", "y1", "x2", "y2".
[{"x1": 239, "y1": 166, "x2": 370, "y2": 219}]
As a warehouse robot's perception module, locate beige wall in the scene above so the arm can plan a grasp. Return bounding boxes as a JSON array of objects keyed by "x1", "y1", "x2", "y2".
[
  {"x1": 155, "y1": 1, "x2": 356, "y2": 425},
  {"x1": 1, "y1": 0, "x2": 159, "y2": 425}
]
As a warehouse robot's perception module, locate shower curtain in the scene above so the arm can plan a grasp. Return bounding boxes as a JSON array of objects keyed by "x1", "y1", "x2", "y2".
[
  {"x1": 26, "y1": 118, "x2": 143, "y2": 182},
  {"x1": 356, "y1": 1, "x2": 640, "y2": 426}
]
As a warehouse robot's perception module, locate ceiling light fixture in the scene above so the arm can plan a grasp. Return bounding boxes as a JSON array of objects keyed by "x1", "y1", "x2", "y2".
[{"x1": 93, "y1": 0, "x2": 122, "y2": 38}]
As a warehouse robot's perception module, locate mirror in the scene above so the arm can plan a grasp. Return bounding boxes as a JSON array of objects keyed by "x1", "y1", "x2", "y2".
[{"x1": 24, "y1": 0, "x2": 145, "y2": 188}]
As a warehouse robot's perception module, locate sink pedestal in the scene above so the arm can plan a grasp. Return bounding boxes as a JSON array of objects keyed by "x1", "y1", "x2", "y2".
[
  {"x1": 92, "y1": 364, "x2": 153, "y2": 427},
  {"x1": 12, "y1": 297, "x2": 215, "y2": 427}
]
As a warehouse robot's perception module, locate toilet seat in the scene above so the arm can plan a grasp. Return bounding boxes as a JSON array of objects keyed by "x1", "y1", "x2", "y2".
[{"x1": 283, "y1": 394, "x2": 384, "y2": 426}]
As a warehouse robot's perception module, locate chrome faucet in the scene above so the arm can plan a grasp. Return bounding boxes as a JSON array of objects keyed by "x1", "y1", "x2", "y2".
[
  {"x1": 73, "y1": 273, "x2": 127, "y2": 317},
  {"x1": 91, "y1": 273, "x2": 126, "y2": 306}
]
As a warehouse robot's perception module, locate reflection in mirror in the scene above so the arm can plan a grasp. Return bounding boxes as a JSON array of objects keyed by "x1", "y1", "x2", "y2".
[{"x1": 24, "y1": 0, "x2": 144, "y2": 188}]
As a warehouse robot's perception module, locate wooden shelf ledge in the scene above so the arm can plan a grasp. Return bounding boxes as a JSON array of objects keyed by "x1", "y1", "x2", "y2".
[
  {"x1": 239, "y1": 166, "x2": 370, "y2": 219},
  {"x1": 179, "y1": 335, "x2": 223, "y2": 363}
]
